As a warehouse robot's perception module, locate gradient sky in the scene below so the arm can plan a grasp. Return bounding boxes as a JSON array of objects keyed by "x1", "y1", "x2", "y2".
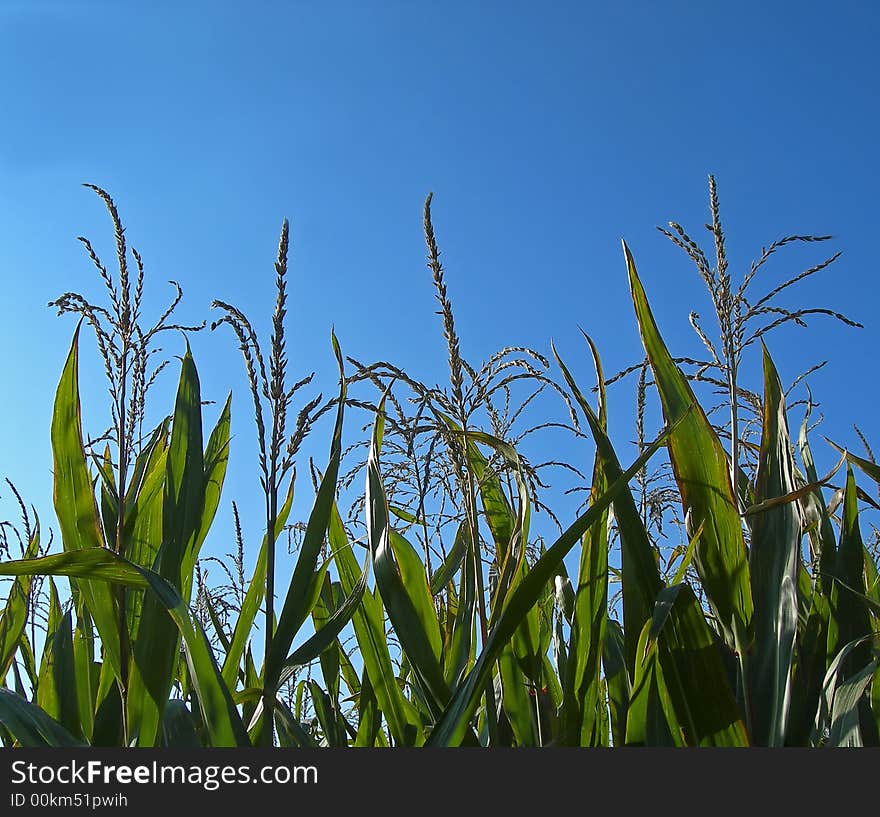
[{"x1": 1, "y1": 2, "x2": 878, "y2": 594}]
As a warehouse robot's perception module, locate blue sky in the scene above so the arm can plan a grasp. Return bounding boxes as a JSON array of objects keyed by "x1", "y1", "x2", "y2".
[{"x1": 1, "y1": 1, "x2": 878, "y2": 594}]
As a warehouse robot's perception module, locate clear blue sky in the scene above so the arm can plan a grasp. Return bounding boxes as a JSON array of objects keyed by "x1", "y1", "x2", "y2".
[{"x1": 1, "y1": 1, "x2": 878, "y2": 588}]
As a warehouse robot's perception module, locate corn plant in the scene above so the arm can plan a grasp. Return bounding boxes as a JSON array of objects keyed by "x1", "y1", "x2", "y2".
[
  {"x1": 0, "y1": 188, "x2": 245, "y2": 746},
  {"x1": 1, "y1": 181, "x2": 878, "y2": 748}
]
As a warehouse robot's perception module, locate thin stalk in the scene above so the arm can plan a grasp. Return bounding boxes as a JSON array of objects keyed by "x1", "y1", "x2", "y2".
[
  {"x1": 262, "y1": 470, "x2": 277, "y2": 747},
  {"x1": 409, "y1": 431, "x2": 434, "y2": 578},
  {"x1": 424, "y1": 192, "x2": 499, "y2": 744},
  {"x1": 462, "y1": 438, "x2": 498, "y2": 744},
  {"x1": 727, "y1": 362, "x2": 741, "y2": 511},
  {"x1": 114, "y1": 352, "x2": 130, "y2": 740}
]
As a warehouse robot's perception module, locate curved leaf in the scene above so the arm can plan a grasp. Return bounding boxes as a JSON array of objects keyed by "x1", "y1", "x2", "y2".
[
  {"x1": 0, "y1": 688, "x2": 86, "y2": 747},
  {"x1": 625, "y1": 241, "x2": 753, "y2": 654},
  {"x1": 278, "y1": 554, "x2": 368, "y2": 686},
  {"x1": 265, "y1": 332, "x2": 347, "y2": 693},
  {"x1": 427, "y1": 422, "x2": 674, "y2": 746},
  {"x1": 0, "y1": 549, "x2": 248, "y2": 747},
  {"x1": 0, "y1": 516, "x2": 42, "y2": 683},
  {"x1": 51, "y1": 324, "x2": 121, "y2": 681},
  {"x1": 221, "y1": 479, "x2": 294, "y2": 689}
]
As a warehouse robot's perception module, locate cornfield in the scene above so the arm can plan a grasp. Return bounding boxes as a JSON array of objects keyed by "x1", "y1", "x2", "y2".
[{"x1": 1, "y1": 177, "x2": 877, "y2": 748}]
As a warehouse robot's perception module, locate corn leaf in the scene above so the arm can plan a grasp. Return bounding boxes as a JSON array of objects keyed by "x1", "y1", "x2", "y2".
[
  {"x1": 427, "y1": 423, "x2": 673, "y2": 746},
  {"x1": 221, "y1": 480, "x2": 294, "y2": 690},
  {"x1": 625, "y1": 241, "x2": 753, "y2": 654},
  {"x1": 72, "y1": 604, "x2": 96, "y2": 742},
  {"x1": 183, "y1": 391, "x2": 232, "y2": 602},
  {"x1": 0, "y1": 548, "x2": 249, "y2": 746},
  {"x1": 0, "y1": 516, "x2": 42, "y2": 683},
  {"x1": 124, "y1": 421, "x2": 169, "y2": 633},
  {"x1": 748, "y1": 342, "x2": 801, "y2": 746},
  {"x1": 650, "y1": 583, "x2": 749, "y2": 746},
  {"x1": 127, "y1": 340, "x2": 206, "y2": 745},
  {"x1": 159, "y1": 699, "x2": 202, "y2": 747},
  {"x1": 278, "y1": 556, "x2": 368, "y2": 686},
  {"x1": 625, "y1": 620, "x2": 675, "y2": 746},
  {"x1": 800, "y1": 408, "x2": 837, "y2": 593},
  {"x1": 827, "y1": 467, "x2": 873, "y2": 680},
  {"x1": 273, "y1": 695, "x2": 319, "y2": 748},
  {"x1": 553, "y1": 337, "x2": 609, "y2": 745},
  {"x1": 444, "y1": 522, "x2": 477, "y2": 688},
  {"x1": 498, "y1": 643, "x2": 536, "y2": 746},
  {"x1": 37, "y1": 583, "x2": 81, "y2": 740},
  {"x1": 554, "y1": 339, "x2": 663, "y2": 681},
  {"x1": 51, "y1": 324, "x2": 121, "y2": 682},
  {"x1": 827, "y1": 659, "x2": 878, "y2": 747},
  {"x1": 603, "y1": 618, "x2": 629, "y2": 747},
  {"x1": 264, "y1": 332, "x2": 346, "y2": 694},
  {"x1": 367, "y1": 402, "x2": 450, "y2": 718},
  {"x1": 333, "y1": 504, "x2": 424, "y2": 746},
  {"x1": 430, "y1": 522, "x2": 468, "y2": 596},
  {"x1": 0, "y1": 688, "x2": 86, "y2": 747}
]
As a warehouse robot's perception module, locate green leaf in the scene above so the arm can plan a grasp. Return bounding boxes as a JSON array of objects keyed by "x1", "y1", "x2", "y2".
[
  {"x1": 0, "y1": 548, "x2": 248, "y2": 747},
  {"x1": 0, "y1": 688, "x2": 87, "y2": 747},
  {"x1": 748, "y1": 342, "x2": 801, "y2": 746},
  {"x1": 625, "y1": 619, "x2": 675, "y2": 746},
  {"x1": 370, "y1": 400, "x2": 486, "y2": 732},
  {"x1": 97, "y1": 445, "x2": 117, "y2": 552},
  {"x1": 162, "y1": 339, "x2": 206, "y2": 590},
  {"x1": 427, "y1": 422, "x2": 674, "y2": 746},
  {"x1": 124, "y1": 419, "x2": 169, "y2": 632},
  {"x1": 221, "y1": 480, "x2": 294, "y2": 690},
  {"x1": 430, "y1": 521, "x2": 468, "y2": 596},
  {"x1": 50, "y1": 324, "x2": 121, "y2": 682},
  {"x1": 123, "y1": 418, "x2": 169, "y2": 517},
  {"x1": 264, "y1": 333, "x2": 347, "y2": 694},
  {"x1": 367, "y1": 410, "x2": 449, "y2": 716},
  {"x1": 309, "y1": 680, "x2": 348, "y2": 746},
  {"x1": 827, "y1": 467, "x2": 873, "y2": 680},
  {"x1": 314, "y1": 579, "x2": 342, "y2": 703},
  {"x1": 333, "y1": 506, "x2": 424, "y2": 746},
  {"x1": 563, "y1": 500, "x2": 608, "y2": 745},
  {"x1": 553, "y1": 336, "x2": 608, "y2": 746},
  {"x1": 650, "y1": 583, "x2": 749, "y2": 746},
  {"x1": 127, "y1": 341, "x2": 206, "y2": 745},
  {"x1": 354, "y1": 665, "x2": 383, "y2": 747},
  {"x1": 813, "y1": 634, "x2": 880, "y2": 744},
  {"x1": 787, "y1": 588, "x2": 830, "y2": 746},
  {"x1": 499, "y1": 643, "x2": 537, "y2": 746},
  {"x1": 603, "y1": 619, "x2": 630, "y2": 747},
  {"x1": 800, "y1": 406, "x2": 837, "y2": 594},
  {"x1": 273, "y1": 695, "x2": 319, "y2": 748},
  {"x1": 463, "y1": 428, "x2": 514, "y2": 562},
  {"x1": 828, "y1": 441, "x2": 880, "y2": 489},
  {"x1": 72, "y1": 604, "x2": 97, "y2": 742},
  {"x1": 389, "y1": 505, "x2": 422, "y2": 525},
  {"x1": 159, "y1": 699, "x2": 202, "y2": 747},
  {"x1": 184, "y1": 391, "x2": 232, "y2": 601},
  {"x1": 827, "y1": 659, "x2": 878, "y2": 747},
  {"x1": 444, "y1": 523, "x2": 477, "y2": 688},
  {"x1": 553, "y1": 338, "x2": 662, "y2": 681},
  {"x1": 278, "y1": 557, "x2": 368, "y2": 686},
  {"x1": 37, "y1": 605, "x2": 81, "y2": 741},
  {"x1": 0, "y1": 516, "x2": 42, "y2": 683},
  {"x1": 90, "y1": 667, "x2": 123, "y2": 746},
  {"x1": 625, "y1": 241, "x2": 753, "y2": 654}
]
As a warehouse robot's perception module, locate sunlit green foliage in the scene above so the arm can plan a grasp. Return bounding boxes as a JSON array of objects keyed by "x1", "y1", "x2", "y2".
[{"x1": 1, "y1": 181, "x2": 877, "y2": 747}]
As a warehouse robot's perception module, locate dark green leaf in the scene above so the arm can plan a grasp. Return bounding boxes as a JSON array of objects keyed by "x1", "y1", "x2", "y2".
[{"x1": 0, "y1": 688, "x2": 86, "y2": 747}]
